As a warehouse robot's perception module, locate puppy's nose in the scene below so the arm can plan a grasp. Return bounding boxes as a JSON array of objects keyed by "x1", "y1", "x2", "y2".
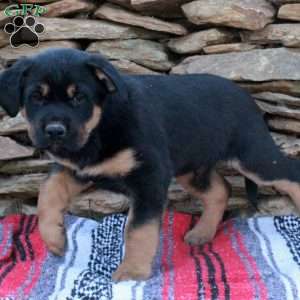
[{"x1": 45, "y1": 122, "x2": 66, "y2": 139}]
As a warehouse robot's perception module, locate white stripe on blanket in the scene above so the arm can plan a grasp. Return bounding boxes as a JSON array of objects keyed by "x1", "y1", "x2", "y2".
[
  {"x1": 248, "y1": 217, "x2": 300, "y2": 300},
  {"x1": 49, "y1": 218, "x2": 96, "y2": 300}
]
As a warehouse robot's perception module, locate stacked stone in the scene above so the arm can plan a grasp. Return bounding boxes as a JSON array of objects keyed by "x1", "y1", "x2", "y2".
[{"x1": 0, "y1": 0, "x2": 299, "y2": 217}]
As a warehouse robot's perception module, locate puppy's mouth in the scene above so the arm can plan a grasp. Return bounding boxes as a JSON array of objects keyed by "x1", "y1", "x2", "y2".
[
  {"x1": 46, "y1": 139, "x2": 83, "y2": 154},
  {"x1": 32, "y1": 141, "x2": 63, "y2": 153},
  {"x1": 48, "y1": 141, "x2": 64, "y2": 153}
]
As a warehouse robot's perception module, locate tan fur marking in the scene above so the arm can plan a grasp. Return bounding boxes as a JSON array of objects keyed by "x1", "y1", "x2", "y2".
[
  {"x1": 177, "y1": 170, "x2": 230, "y2": 245},
  {"x1": 85, "y1": 105, "x2": 102, "y2": 135},
  {"x1": 95, "y1": 69, "x2": 115, "y2": 92},
  {"x1": 48, "y1": 148, "x2": 139, "y2": 178},
  {"x1": 38, "y1": 168, "x2": 91, "y2": 255},
  {"x1": 79, "y1": 105, "x2": 102, "y2": 147},
  {"x1": 112, "y1": 216, "x2": 160, "y2": 281},
  {"x1": 80, "y1": 148, "x2": 139, "y2": 177},
  {"x1": 67, "y1": 84, "x2": 76, "y2": 98},
  {"x1": 275, "y1": 181, "x2": 300, "y2": 210},
  {"x1": 40, "y1": 83, "x2": 50, "y2": 97},
  {"x1": 231, "y1": 159, "x2": 300, "y2": 211}
]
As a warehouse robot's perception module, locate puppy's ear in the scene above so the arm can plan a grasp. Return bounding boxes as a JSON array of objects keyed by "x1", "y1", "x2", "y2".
[
  {"x1": 86, "y1": 52, "x2": 127, "y2": 97},
  {"x1": 0, "y1": 58, "x2": 32, "y2": 117},
  {"x1": 94, "y1": 68, "x2": 116, "y2": 93}
]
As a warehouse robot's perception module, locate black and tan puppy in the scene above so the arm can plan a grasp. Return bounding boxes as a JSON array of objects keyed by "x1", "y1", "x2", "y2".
[{"x1": 0, "y1": 48, "x2": 300, "y2": 281}]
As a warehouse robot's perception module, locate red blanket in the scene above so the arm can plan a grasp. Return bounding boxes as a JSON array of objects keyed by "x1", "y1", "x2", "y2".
[{"x1": 0, "y1": 211, "x2": 299, "y2": 300}]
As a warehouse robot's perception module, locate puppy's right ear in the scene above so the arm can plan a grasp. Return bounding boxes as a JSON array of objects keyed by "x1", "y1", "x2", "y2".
[{"x1": 0, "y1": 58, "x2": 32, "y2": 117}]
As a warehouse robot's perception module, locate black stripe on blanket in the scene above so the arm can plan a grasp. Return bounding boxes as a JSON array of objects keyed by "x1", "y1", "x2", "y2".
[
  {"x1": 208, "y1": 243, "x2": 230, "y2": 300},
  {"x1": 24, "y1": 215, "x2": 35, "y2": 260},
  {"x1": 15, "y1": 215, "x2": 27, "y2": 261},
  {"x1": 0, "y1": 216, "x2": 29, "y2": 283},
  {"x1": 0, "y1": 249, "x2": 16, "y2": 285},
  {"x1": 198, "y1": 246, "x2": 219, "y2": 300},
  {"x1": 0, "y1": 215, "x2": 38, "y2": 284},
  {"x1": 189, "y1": 216, "x2": 205, "y2": 300}
]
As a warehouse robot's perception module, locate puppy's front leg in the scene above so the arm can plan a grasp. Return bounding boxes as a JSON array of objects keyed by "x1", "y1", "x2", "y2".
[
  {"x1": 112, "y1": 210, "x2": 161, "y2": 281},
  {"x1": 38, "y1": 165, "x2": 90, "y2": 255},
  {"x1": 112, "y1": 161, "x2": 170, "y2": 282}
]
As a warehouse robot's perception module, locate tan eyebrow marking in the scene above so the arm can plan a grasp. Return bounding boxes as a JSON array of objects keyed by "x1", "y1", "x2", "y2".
[
  {"x1": 67, "y1": 84, "x2": 77, "y2": 98},
  {"x1": 40, "y1": 83, "x2": 50, "y2": 97}
]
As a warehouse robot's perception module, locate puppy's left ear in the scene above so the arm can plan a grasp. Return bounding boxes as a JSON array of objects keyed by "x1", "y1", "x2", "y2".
[
  {"x1": 94, "y1": 68, "x2": 116, "y2": 93},
  {"x1": 86, "y1": 52, "x2": 127, "y2": 97},
  {"x1": 0, "y1": 58, "x2": 32, "y2": 117}
]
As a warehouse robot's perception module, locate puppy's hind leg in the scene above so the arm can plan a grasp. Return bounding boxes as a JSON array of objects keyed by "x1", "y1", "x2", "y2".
[
  {"x1": 234, "y1": 137, "x2": 300, "y2": 212},
  {"x1": 177, "y1": 169, "x2": 231, "y2": 245}
]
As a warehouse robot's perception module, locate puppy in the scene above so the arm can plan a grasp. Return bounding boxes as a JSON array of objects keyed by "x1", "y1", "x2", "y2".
[{"x1": 0, "y1": 48, "x2": 300, "y2": 281}]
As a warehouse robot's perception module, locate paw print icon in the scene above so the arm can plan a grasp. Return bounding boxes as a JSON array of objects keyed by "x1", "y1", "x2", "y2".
[{"x1": 4, "y1": 16, "x2": 45, "y2": 48}]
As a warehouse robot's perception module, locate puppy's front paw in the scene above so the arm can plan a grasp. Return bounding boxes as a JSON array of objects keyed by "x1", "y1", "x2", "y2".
[
  {"x1": 112, "y1": 261, "x2": 152, "y2": 282},
  {"x1": 184, "y1": 227, "x2": 216, "y2": 246},
  {"x1": 39, "y1": 221, "x2": 66, "y2": 256}
]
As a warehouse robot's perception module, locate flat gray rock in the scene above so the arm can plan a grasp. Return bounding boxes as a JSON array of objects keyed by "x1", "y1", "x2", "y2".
[
  {"x1": 87, "y1": 39, "x2": 174, "y2": 71},
  {"x1": 242, "y1": 24, "x2": 300, "y2": 47},
  {"x1": 0, "y1": 136, "x2": 34, "y2": 160},
  {"x1": 0, "y1": 30, "x2": 9, "y2": 49},
  {"x1": 167, "y1": 28, "x2": 235, "y2": 54},
  {"x1": 95, "y1": 3, "x2": 187, "y2": 35},
  {"x1": 278, "y1": 4, "x2": 300, "y2": 21},
  {"x1": 44, "y1": 0, "x2": 96, "y2": 17},
  {"x1": 0, "y1": 173, "x2": 45, "y2": 198},
  {"x1": 111, "y1": 60, "x2": 160, "y2": 74},
  {"x1": 0, "y1": 114, "x2": 27, "y2": 136},
  {"x1": 38, "y1": 17, "x2": 167, "y2": 41},
  {"x1": 182, "y1": 0, "x2": 275, "y2": 30},
  {"x1": 268, "y1": 117, "x2": 300, "y2": 135},
  {"x1": 256, "y1": 100, "x2": 300, "y2": 120},
  {"x1": 171, "y1": 48, "x2": 300, "y2": 82},
  {"x1": 253, "y1": 92, "x2": 300, "y2": 107},
  {"x1": 203, "y1": 43, "x2": 259, "y2": 54},
  {"x1": 0, "y1": 159, "x2": 52, "y2": 175},
  {"x1": 240, "y1": 81, "x2": 300, "y2": 96}
]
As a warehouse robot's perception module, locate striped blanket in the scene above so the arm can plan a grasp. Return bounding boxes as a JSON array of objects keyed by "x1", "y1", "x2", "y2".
[{"x1": 0, "y1": 211, "x2": 299, "y2": 300}]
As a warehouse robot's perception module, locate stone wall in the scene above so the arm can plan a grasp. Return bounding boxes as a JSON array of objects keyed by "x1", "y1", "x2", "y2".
[{"x1": 0, "y1": 0, "x2": 299, "y2": 217}]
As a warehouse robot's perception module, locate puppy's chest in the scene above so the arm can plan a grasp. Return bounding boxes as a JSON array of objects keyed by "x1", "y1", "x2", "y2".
[{"x1": 48, "y1": 148, "x2": 139, "y2": 178}]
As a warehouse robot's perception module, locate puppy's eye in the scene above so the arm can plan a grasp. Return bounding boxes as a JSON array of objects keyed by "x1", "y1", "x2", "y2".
[
  {"x1": 31, "y1": 91, "x2": 44, "y2": 104},
  {"x1": 70, "y1": 94, "x2": 85, "y2": 107}
]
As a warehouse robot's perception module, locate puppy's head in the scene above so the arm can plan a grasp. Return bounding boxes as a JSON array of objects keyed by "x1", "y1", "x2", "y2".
[{"x1": 0, "y1": 48, "x2": 127, "y2": 154}]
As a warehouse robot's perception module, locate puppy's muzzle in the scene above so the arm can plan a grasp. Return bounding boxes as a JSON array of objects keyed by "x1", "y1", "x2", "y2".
[{"x1": 45, "y1": 122, "x2": 67, "y2": 140}]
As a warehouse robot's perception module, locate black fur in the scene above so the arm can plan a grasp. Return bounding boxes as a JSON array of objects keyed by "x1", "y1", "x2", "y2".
[{"x1": 0, "y1": 48, "x2": 298, "y2": 227}]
